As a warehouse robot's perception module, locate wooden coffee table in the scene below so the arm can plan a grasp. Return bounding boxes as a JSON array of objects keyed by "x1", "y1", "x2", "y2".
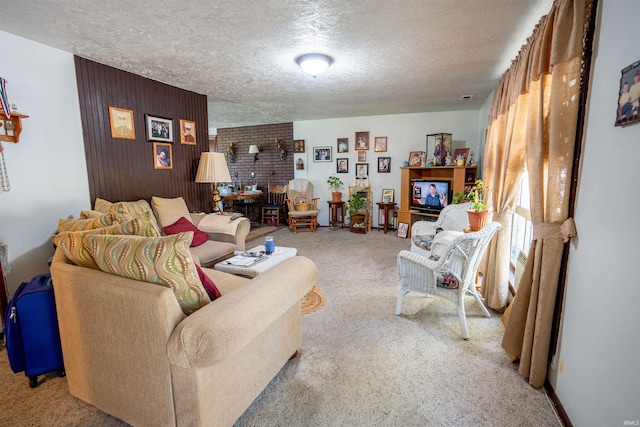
[{"x1": 214, "y1": 245, "x2": 297, "y2": 278}]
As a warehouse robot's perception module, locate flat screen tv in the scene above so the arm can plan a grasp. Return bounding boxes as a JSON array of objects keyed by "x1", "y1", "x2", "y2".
[{"x1": 410, "y1": 179, "x2": 451, "y2": 214}]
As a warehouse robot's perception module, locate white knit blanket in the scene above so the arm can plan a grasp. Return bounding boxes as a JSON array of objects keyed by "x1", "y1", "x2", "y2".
[
  {"x1": 198, "y1": 214, "x2": 242, "y2": 235},
  {"x1": 290, "y1": 179, "x2": 309, "y2": 193}
]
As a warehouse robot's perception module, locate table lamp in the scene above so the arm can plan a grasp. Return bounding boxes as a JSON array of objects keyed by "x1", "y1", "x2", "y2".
[{"x1": 195, "y1": 152, "x2": 232, "y2": 213}]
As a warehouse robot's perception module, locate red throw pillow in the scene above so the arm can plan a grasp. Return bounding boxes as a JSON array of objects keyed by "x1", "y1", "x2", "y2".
[
  {"x1": 194, "y1": 263, "x2": 221, "y2": 300},
  {"x1": 163, "y1": 216, "x2": 209, "y2": 247}
]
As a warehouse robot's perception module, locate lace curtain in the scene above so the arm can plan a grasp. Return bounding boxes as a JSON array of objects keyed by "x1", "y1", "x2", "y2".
[{"x1": 480, "y1": 0, "x2": 594, "y2": 387}]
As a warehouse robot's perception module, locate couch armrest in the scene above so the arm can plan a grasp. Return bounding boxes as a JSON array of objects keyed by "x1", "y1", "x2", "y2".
[
  {"x1": 167, "y1": 256, "x2": 317, "y2": 369},
  {"x1": 191, "y1": 213, "x2": 250, "y2": 248}
]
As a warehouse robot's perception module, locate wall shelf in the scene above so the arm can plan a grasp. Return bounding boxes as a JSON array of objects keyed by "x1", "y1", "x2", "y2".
[{"x1": 0, "y1": 113, "x2": 29, "y2": 143}]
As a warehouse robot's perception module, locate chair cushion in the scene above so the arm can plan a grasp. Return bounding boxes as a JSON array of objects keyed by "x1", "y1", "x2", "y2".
[
  {"x1": 163, "y1": 216, "x2": 209, "y2": 247},
  {"x1": 83, "y1": 232, "x2": 210, "y2": 315},
  {"x1": 152, "y1": 196, "x2": 193, "y2": 228},
  {"x1": 412, "y1": 234, "x2": 435, "y2": 252},
  {"x1": 436, "y1": 270, "x2": 460, "y2": 289}
]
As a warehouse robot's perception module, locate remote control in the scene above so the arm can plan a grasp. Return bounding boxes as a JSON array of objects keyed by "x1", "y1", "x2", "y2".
[{"x1": 230, "y1": 214, "x2": 243, "y2": 220}]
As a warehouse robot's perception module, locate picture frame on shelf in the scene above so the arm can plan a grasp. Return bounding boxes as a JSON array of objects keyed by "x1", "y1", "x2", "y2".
[
  {"x1": 179, "y1": 119, "x2": 196, "y2": 145},
  {"x1": 358, "y1": 151, "x2": 366, "y2": 162},
  {"x1": 382, "y1": 188, "x2": 394, "y2": 203},
  {"x1": 337, "y1": 138, "x2": 349, "y2": 153},
  {"x1": 408, "y1": 151, "x2": 423, "y2": 167},
  {"x1": 615, "y1": 60, "x2": 640, "y2": 127},
  {"x1": 337, "y1": 158, "x2": 349, "y2": 173},
  {"x1": 355, "y1": 131, "x2": 369, "y2": 150},
  {"x1": 374, "y1": 136, "x2": 387, "y2": 152},
  {"x1": 108, "y1": 106, "x2": 135, "y2": 140},
  {"x1": 313, "y1": 146, "x2": 332, "y2": 162},
  {"x1": 145, "y1": 114, "x2": 173, "y2": 142},
  {"x1": 378, "y1": 157, "x2": 391, "y2": 173},
  {"x1": 397, "y1": 222, "x2": 409, "y2": 238},
  {"x1": 453, "y1": 148, "x2": 470, "y2": 164},
  {"x1": 355, "y1": 163, "x2": 369, "y2": 177},
  {"x1": 153, "y1": 142, "x2": 172, "y2": 170},
  {"x1": 294, "y1": 139, "x2": 305, "y2": 153}
]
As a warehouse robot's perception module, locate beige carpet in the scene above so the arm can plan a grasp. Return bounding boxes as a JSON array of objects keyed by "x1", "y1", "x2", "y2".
[{"x1": 0, "y1": 226, "x2": 561, "y2": 426}]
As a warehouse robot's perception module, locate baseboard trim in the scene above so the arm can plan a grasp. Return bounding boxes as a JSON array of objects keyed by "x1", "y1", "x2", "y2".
[{"x1": 545, "y1": 379, "x2": 572, "y2": 427}]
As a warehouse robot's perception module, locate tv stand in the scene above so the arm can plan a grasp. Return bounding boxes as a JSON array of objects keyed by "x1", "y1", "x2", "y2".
[{"x1": 398, "y1": 165, "x2": 477, "y2": 236}]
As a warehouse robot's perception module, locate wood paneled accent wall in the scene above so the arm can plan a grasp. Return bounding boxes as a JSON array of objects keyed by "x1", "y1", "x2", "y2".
[
  {"x1": 74, "y1": 56, "x2": 210, "y2": 212},
  {"x1": 217, "y1": 123, "x2": 294, "y2": 190}
]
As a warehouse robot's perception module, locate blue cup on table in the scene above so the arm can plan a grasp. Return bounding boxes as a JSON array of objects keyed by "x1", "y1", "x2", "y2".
[{"x1": 265, "y1": 236, "x2": 275, "y2": 254}]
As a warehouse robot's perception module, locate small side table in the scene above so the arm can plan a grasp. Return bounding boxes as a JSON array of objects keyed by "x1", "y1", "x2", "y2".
[
  {"x1": 327, "y1": 201, "x2": 345, "y2": 229},
  {"x1": 377, "y1": 202, "x2": 397, "y2": 233}
]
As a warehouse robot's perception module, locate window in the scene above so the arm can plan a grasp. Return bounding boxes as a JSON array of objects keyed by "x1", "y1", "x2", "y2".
[{"x1": 510, "y1": 168, "x2": 533, "y2": 272}]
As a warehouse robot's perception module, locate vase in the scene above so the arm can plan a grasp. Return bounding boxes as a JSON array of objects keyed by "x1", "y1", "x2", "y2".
[{"x1": 467, "y1": 210, "x2": 493, "y2": 231}]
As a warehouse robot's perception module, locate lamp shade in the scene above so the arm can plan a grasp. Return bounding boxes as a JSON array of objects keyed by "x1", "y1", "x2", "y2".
[
  {"x1": 248, "y1": 145, "x2": 260, "y2": 154},
  {"x1": 296, "y1": 53, "x2": 333, "y2": 78},
  {"x1": 195, "y1": 152, "x2": 231, "y2": 183}
]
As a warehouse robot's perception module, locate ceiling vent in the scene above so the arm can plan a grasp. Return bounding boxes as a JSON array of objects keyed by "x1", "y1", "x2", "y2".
[{"x1": 461, "y1": 95, "x2": 474, "y2": 100}]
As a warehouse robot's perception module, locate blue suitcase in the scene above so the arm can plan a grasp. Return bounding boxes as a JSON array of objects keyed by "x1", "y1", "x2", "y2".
[{"x1": 4, "y1": 273, "x2": 65, "y2": 388}]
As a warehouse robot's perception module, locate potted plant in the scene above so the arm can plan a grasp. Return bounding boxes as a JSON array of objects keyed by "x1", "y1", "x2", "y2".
[
  {"x1": 465, "y1": 179, "x2": 492, "y2": 231},
  {"x1": 346, "y1": 192, "x2": 368, "y2": 233},
  {"x1": 327, "y1": 175, "x2": 344, "y2": 202}
]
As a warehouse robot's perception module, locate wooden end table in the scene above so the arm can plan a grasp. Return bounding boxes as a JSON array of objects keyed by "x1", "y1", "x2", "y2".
[{"x1": 377, "y1": 202, "x2": 397, "y2": 233}]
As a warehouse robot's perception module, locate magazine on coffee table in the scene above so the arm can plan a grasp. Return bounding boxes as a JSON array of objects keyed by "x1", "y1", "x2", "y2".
[{"x1": 221, "y1": 254, "x2": 268, "y2": 267}]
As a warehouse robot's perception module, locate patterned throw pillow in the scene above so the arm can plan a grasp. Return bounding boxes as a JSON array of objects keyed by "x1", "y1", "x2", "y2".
[
  {"x1": 80, "y1": 210, "x2": 104, "y2": 219},
  {"x1": 412, "y1": 234, "x2": 435, "y2": 251},
  {"x1": 58, "y1": 213, "x2": 116, "y2": 233},
  {"x1": 83, "y1": 232, "x2": 210, "y2": 315},
  {"x1": 436, "y1": 270, "x2": 460, "y2": 289},
  {"x1": 93, "y1": 197, "x2": 113, "y2": 213},
  {"x1": 52, "y1": 214, "x2": 163, "y2": 269}
]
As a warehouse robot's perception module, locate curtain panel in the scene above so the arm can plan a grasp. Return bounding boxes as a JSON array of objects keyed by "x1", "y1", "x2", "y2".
[{"x1": 480, "y1": 0, "x2": 593, "y2": 387}]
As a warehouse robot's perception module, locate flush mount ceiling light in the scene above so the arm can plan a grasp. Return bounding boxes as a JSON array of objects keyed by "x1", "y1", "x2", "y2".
[{"x1": 296, "y1": 53, "x2": 333, "y2": 78}]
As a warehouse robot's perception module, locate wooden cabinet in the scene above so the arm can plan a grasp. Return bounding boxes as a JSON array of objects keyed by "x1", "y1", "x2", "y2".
[{"x1": 398, "y1": 166, "x2": 477, "y2": 235}]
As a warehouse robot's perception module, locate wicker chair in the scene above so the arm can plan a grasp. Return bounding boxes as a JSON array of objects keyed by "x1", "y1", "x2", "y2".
[
  {"x1": 410, "y1": 202, "x2": 471, "y2": 258},
  {"x1": 285, "y1": 179, "x2": 319, "y2": 233},
  {"x1": 396, "y1": 221, "x2": 501, "y2": 339}
]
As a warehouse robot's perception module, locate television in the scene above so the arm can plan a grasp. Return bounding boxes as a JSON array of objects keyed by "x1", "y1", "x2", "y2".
[{"x1": 410, "y1": 179, "x2": 451, "y2": 214}]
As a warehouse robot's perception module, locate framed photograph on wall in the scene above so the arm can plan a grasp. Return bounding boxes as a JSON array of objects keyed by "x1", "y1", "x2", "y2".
[
  {"x1": 355, "y1": 131, "x2": 369, "y2": 150},
  {"x1": 355, "y1": 162, "x2": 369, "y2": 176},
  {"x1": 337, "y1": 158, "x2": 348, "y2": 173},
  {"x1": 358, "y1": 151, "x2": 366, "y2": 162},
  {"x1": 145, "y1": 114, "x2": 173, "y2": 142},
  {"x1": 153, "y1": 142, "x2": 172, "y2": 170},
  {"x1": 374, "y1": 136, "x2": 387, "y2": 152},
  {"x1": 179, "y1": 119, "x2": 196, "y2": 145},
  {"x1": 615, "y1": 59, "x2": 640, "y2": 127},
  {"x1": 313, "y1": 146, "x2": 332, "y2": 162},
  {"x1": 294, "y1": 139, "x2": 305, "y2": 153},
  {"x1": 108, "y1": 106, "x2": 135, "y2": 140},
  {"x1": 378, "y1": 157, "x2": 391, "y2": 173},
  {"x1": 337, "y1": 138, "x2": 349, "y2": 153}
]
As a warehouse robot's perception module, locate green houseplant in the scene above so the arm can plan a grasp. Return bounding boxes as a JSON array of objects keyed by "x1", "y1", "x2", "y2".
[
  {"x1": 327, "y1": 175, "x2": 344, "y2": 202},
  {"x1": 463, "y1": 179, "x2": 492, "y2": 230},
  {"x1": 346, "y1": 192, "x2": 368, "y2": 233}
]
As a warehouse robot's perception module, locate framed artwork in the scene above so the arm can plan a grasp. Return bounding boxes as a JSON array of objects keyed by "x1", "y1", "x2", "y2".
[
  {"x1": 358, "y1": 151, "x2": 366, "y2": 162},
  {"x1": 108, "y1": 106, "x2": 135, "y2": 140},
  {"x1": 313, "y1": 146, "x2": 332, "y2": 162},
  {"x1": 337, "y1": 138, "x2": 349, "y2": 153},
  {"x1": 294, "y1": 139, "x2": 305, "y2": 153},
  {"x1": 355, "y1": 131, "x2": 369, "y2": 150},
  {"x1": 153, "y1": 142, "x2": 172, "y2": 170},
  {"x1": 453, "y1": 148, "x2": 470, "y2": 164},
  {"x1": 179, "y1": 119, "x2": 196, "y2": 145},
  {"x1": 374, "y1": 136, "x2": 387, "y2": 152},
  {"x1": 378, "y1": 157, "x2": 391, "y2": 173},
  {"x1": 615, "y1": 59, "x2": 640, "y2": 127},
  {"x1": 145, "y1": 114, "x2": 173, "y2": 142},
  {"x1": 408, "y1": 151, "x2": 423, "y2": 167},
  {"x1": 382, "y1": 189, "x2": 394, "y2": 203},
  {"x1": 397, "y1": 222, "x2": 409, "y2": 238},
  {"x1": 355, "y1": 162, "x2": 369, "y2": 177},
  {"x1": 337, "y1": 158, "x2": 349, "y2": 173}
]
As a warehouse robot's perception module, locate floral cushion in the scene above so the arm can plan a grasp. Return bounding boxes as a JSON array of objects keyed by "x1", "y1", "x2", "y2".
[
  {"x1": 58, "y1": 213, "x2": 116, "y2": 232},
  {"x1": 52, "y1": 214, "x2": 163, "y2": 269},
  {"x1": 412, "y1": 234, "x2": 435, "y2": 251},
  {"x1": 83, "y1": 232, "x2": 210, "y2": 315},
  {"x1": 436, "y1": 270, "x2": 460, "y2": 289}
]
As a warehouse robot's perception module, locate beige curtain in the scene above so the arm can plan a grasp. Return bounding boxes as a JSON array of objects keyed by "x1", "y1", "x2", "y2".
[{"x1": 481, "y1": 0, "x2": 593, "y2": 387}]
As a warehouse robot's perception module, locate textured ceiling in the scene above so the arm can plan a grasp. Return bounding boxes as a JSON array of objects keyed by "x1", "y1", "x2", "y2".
[{"x1": 0, "y1": 0, "x2": 552, "y2": 130}]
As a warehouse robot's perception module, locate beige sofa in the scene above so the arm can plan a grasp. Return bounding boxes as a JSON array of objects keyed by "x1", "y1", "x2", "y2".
[{"x1": 50, "y1": 248, "x2": 317, "y2": 427}]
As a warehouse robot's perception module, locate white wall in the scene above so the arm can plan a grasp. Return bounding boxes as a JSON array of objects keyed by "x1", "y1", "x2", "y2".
[
  {"x1": 0, "y1": 31, "x2": 89, "y2": 296},
  {"x1": 293, "y1": 110, "x2": 481, "y2": 226},
  {"x1": 550, "y1": 1, "x2": 640, "y2": 426}
]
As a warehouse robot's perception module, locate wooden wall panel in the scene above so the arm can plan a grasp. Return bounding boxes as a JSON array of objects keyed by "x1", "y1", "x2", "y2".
[{"x1": 74, "y1": 56, "x2": 210, "y2": 213}]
